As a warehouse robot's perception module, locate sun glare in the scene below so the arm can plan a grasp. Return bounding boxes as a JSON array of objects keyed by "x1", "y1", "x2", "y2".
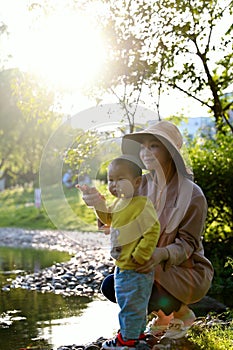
[{"x1": 13, "y1": 9, "x2": 106, "y2": 91}]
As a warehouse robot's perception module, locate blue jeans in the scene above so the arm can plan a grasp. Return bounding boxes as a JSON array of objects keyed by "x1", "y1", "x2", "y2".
[{"x1": 114, "y1": 267, "x2": 154, "y2": 340}]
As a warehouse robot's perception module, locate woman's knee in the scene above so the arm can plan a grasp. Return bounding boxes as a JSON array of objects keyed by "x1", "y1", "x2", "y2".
[
  {"x1": 148, "y1": 282, "x2": 181, "y2": 315},
  {"x1": 101, "y1": 274, "x2": 116, "y2": 303}
]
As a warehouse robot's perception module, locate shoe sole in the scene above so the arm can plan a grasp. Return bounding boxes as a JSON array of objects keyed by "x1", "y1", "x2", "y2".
[{"x1": 161, "y1": 328, "x2": 189, "y2": 340}]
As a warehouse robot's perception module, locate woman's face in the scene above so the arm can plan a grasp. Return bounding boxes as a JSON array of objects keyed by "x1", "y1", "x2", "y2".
[{"x1": 139, "y1": 135, "x2": 172, "y2": 170}]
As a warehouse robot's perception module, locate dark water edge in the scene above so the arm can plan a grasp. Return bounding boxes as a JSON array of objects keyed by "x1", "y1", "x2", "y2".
[
  {"x1": 0, "y1": 246, "x2": 119, "y2": 350},
  {"x1": 0, "y1": 246, "x2": 231, "y2": 350},
  {"x1": 0, "y1": 290, "x2": 119, "y2": 350},
  {"x1": 0, "y1": 246, "x2": 74, "y2": 350},
  {"x1": 0, "y1": 290, "x2": 92, "y2": 350}
]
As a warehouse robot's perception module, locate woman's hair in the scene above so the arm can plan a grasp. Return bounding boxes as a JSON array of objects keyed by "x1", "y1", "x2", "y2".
[{"x1": 110, "y1": 158, "x2": 142, "y2": 178}]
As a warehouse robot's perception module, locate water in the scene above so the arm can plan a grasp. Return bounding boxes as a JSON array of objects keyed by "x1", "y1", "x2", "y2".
[{"x1": 0, "y1": 247, "x2": 119, "y2": 350}]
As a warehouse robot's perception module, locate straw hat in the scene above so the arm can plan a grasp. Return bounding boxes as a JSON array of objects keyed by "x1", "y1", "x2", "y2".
[{"x1": 121, "y1": 120, "x2": 192, "y2": 178}]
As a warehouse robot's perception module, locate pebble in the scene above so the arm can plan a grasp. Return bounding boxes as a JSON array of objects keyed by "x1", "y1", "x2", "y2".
[
  {"x1": 0, "y1": 228, "x2": 229, "y2": 350},
  {"x1": 0, "y1": 228, "x2": 114, "y2": 349},
  {"x1": 0, "y1": 227, "x2": 111, "y2": 254},
  {"x1": 57, "y1": 338, "x2": 107, "y2": 350},
  {"x1": 0, "y1": 228, "x2": 114, "y2": 297}
]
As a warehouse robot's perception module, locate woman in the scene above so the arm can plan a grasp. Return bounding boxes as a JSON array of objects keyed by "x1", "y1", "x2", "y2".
[{"x1": 101, "y1": 120, "x2": 214, "y2": 341}]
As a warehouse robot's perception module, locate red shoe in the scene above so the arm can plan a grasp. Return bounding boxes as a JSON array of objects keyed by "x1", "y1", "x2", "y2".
[{"x1": 102, "y1": 332, "x2": 149, "y2": 350}]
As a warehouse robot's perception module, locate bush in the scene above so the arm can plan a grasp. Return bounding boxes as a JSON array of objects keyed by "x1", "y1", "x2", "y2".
[
  {"x1": 189, "y1": 132, "x2": 233, "y2": 242},
  {"x1": 188, "y1": 131, "x2": 233, "y2": 302}
]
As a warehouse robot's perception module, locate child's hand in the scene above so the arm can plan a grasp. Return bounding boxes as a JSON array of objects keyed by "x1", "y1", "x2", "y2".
[
  {"x1": 76, "y1": 184, "x2": 106, "y2": 209},
  {"x1": 131, "y1": 256, "x2": 139, "y2": 265},
  {"x1": 99, "y1": 224, "x2": 110, "y2": 235}
]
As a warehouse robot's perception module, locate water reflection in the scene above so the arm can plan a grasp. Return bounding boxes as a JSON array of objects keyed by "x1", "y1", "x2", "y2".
[
  {"x1": 0, "y1": 289, "x2": 92, "y2": 349},
  {"x1": 0, "y1": 246, "x2": 119, "y2": 350},
  {"x1": 0, "y1": 246, "x2": 71, "y2": 278},
  {"x1": 38, "y1": 299, "x2": 119, "y2": 348}
]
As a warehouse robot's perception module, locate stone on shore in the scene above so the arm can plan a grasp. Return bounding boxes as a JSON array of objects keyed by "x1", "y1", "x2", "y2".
[
  {"x1": 0, "y1": 228, "x2": 230, "y2": 350},
  {"x1": 0, "y1": 228, "x2": 114, "y2": 297}
]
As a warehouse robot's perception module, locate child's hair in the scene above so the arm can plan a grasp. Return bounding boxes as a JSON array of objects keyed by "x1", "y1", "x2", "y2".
[{"x1": 109, "y1": 157, "x2": 142, "y2": 178}]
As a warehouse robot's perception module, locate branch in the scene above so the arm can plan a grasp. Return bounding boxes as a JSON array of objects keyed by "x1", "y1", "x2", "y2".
[
  {"x1": 222, "y1": 111, "x2": 233, "y2": 133},
  {"x1": 223, "y1": 100, "x2": 233, "y2": 111},
  {"x1": 131, "y1": 74, "x2": 145, "y2": 127},
  {"x1": 167, "y1": 81, "x2": 212, "y2": 109},
  {"x1": 155, "y1": 42, "x2": 166, "y2": 120},
  {"x1": 110, "y1": 84, "x2": 133, "y2": 131},
  {"x1": 0, "y1": 157, "x2": 5, "y2": 169}
]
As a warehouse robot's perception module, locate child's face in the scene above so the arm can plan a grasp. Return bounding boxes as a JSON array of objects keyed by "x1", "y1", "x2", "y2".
[{"x1": 108, "y1": 162, "x2": 141, "y2": 198}]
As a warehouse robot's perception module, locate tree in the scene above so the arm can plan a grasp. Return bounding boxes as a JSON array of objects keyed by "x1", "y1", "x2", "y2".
[
  {"x1": 189, "y1": 130, "x2": 233, "y2": 297},
  {"x1": 0, "y1": 69, "x2": 60, "y2": 186},
  {"x1": 96, "y1": 0, "x2": 233, "y2": 132},
  {"x1": 0, "y1": 20, "x2": 11, "y2": 69},
  {"x1": 64, "y1": 128, "x2": 121, "y2": 180}
]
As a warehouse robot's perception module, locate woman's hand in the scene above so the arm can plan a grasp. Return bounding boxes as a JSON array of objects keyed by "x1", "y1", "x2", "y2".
[{"x1": 135, "y1": 247, "x2": 169, "y2": 273}]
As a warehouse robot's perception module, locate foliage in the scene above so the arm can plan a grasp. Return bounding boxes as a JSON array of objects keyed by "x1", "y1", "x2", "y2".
[
  {"x1": 97, "y1": 0, "x2": 233, "y2": 131},
  {"x1": 64, "y1": 130, "x2": 101, "y2": 178},
  {"x1": 64, "y1": 129, "x2": 121, "y2": 179},
  {"x1": 12, "y1": 70, "x2": 59, "y2": 122},
  {"x1": 0, "y1": 20, "x2": 10, "y2": 68},
  {"x1": 189, "y1": 128, "x2": 233, "y2": 299},
  {"x1": 204, "y1": 240, "x2": 233, "y2": 298},
  {"x1": 0, "y1": 69, "x2": 61, "y2": 187},
  {"x1": 189, "y1": 129, "x2": 233, "y2": 242}
]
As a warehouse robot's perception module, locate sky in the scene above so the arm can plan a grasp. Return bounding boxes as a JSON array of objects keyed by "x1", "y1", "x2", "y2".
[
  {"x1": 0, "y1": 0, "x2": 231, "y2": 119},
  {"x1": 0, "y1": 0, "x2": 106, "y2": 89}
]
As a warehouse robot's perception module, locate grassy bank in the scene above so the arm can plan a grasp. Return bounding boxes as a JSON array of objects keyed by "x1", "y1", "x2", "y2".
[
  {"x1": 0, "y1": 185, "x2": 97, "y2": 231},
  {"x1": 189, "y1": 315, "x2": 233, "y2": 350}
]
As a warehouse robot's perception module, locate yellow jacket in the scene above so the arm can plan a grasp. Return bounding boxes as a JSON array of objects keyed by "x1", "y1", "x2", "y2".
[{"x1": 96, "y1": 196, "x2": 160, "y2": 270}]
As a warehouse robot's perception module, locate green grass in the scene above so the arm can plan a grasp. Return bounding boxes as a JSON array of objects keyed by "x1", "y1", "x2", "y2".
[
  {"x1": 189, "y1": 313, "x2": 233, "y2": 350},
  {"x1": 0, "y1": 184, "x2": 98, "y2": 231}
]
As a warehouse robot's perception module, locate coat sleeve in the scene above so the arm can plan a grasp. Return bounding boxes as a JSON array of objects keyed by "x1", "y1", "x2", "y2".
[{"x1": 165, "y1": 184, "x2": 207, "y2": 267}]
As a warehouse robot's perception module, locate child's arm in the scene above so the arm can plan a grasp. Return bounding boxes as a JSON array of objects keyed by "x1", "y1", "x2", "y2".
[
  {"x1": 76, "y1": 184, "x2": 111, "y2": 228},
  {"x1": 76, "y1": 184, "x2": 106, "y2": 209}
]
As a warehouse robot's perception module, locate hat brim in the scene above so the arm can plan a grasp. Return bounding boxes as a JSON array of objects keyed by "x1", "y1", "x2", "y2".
[{"x1": 121, "y1": 132, "x2": 190, "y2": 177}]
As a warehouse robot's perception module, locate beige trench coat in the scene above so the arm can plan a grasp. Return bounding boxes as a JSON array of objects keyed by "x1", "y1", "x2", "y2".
[{"x1": 139, "y1": 172, "x2": 214, "y2": 304}]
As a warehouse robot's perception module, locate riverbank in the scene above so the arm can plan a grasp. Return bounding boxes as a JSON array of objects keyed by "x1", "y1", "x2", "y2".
[
  {"x1": 0, "y1": 228, "x2": 231, "y2": 350},
  {"x1": 0, "y1": 228, "x2": 116, "y2": 349},
  {"x1": 0, "y1": 227, "x2": 111, "y2": 253},
  {"x1": 0, "y1": 227, "x2": 114, "y2": 298},
  {"x1": 0, "y1": 227, "x2": 229, "y2": 313}
]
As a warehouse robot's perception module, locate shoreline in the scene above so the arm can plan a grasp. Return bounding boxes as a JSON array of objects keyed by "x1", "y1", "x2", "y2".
[
  {"x1": 0, "y1": 227, "x2": 116, "y2": 349},
  {"x1": 0, "y1": 227, "x2": 111, "y2": 253},
  {"x1": 0, "y1": 228, "x2": 230, "y2": 350},
  {"x1": 0, "y1": 227, "x2": 114, "y2": 297},
  {"x1": 0, "y1": 227, "x2": 228, "y2": 311}
]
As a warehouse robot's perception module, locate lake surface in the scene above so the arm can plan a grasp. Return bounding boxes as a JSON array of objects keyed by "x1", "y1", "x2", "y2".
[{"x1": 0, "y1": 246, "x2": 119, "y2": 350}]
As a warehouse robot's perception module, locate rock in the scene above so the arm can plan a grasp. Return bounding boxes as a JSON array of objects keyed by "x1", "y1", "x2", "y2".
[
  {"x1": 189, "y1": 296, "x2": 227, "y2": 316},
  {"x1": 0, "y1": 228, "x2": 112, "y2": 298},
  {"x1": 0, "y1": 228, "x2": 230, "y2": 350},
  {"x1": 1, "y1": 243, "x2": 114, "y2": 297}
]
